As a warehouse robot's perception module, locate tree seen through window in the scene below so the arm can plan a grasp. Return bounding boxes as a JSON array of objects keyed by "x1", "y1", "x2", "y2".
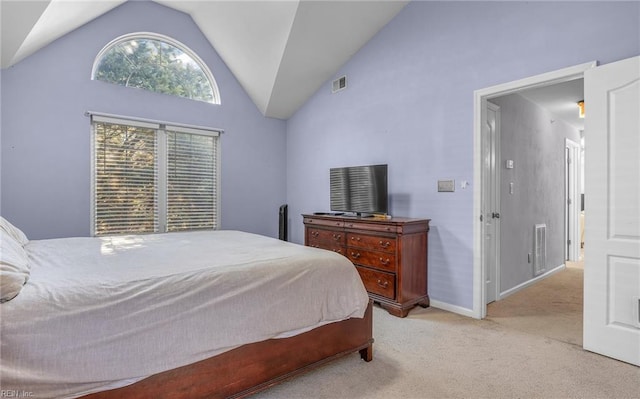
[{"x1": 93, "y1": 35, "x2": 218, "y2": 103}]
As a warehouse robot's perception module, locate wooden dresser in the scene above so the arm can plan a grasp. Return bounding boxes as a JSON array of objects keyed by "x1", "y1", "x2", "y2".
[{"x1": 303, "y1": 214, "x2": 430, "y2": 317}]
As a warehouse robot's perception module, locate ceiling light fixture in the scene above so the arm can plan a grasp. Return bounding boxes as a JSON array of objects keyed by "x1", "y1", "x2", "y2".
[{"x1": 577, "y1": 100, "x2": 585, "y2": 118}]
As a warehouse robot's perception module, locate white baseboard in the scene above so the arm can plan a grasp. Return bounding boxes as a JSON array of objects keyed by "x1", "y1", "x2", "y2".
[
  {"x1": 498, "y1": 263, "x2": 566, "y2": 300},
  {"x1": 430, "y1": 299, "x2": 477, "y2": 319}
]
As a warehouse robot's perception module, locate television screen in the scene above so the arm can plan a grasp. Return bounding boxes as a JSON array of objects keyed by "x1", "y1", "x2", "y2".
[{"x1": 330, "y1": 164, "x2": 388, "y2": 215}]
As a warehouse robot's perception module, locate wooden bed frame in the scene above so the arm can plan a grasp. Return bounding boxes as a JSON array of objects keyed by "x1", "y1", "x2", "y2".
[{"x1": 83, "y1": 301, "x2": 373, "y2": 399}]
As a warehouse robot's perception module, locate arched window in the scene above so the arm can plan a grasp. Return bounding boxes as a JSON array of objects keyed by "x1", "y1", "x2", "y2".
[{"x1": 92, "y1": 33, "x2": 220, "y2": 104}]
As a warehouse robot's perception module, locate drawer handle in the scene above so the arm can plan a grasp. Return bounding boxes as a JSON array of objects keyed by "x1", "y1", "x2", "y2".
[
  {"x1": 379, "y1": 240, "x2": 390, "y2": 248},
  {"x1": 351, "y1": 252, "x2": 361, "y2": 259},
  {"x1": 332, "y1": 234, "x2": 342, "y2": 240},
  {"x1": 379, "y1": 258, "x2": 390, "y2": 265},
  {"x1": 351, "y1": 236, "x2": 361, "y2": 241},
  {"x1": 311, "y1": 231, "x2": 319, "y2": 237},
  {"x1": 377, "y1": 279, "x2": 389, "y2": 289}
]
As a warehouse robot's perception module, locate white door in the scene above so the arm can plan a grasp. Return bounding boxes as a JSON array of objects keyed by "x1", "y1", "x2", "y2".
[
  {"x1": 565, "y1": 139, "x2": 581, "y2": 262},
  {"x1": 483, "y1": 102, "x2": 500, "y2": 304},
  {"x1": 583, "y1": 56, "x2": 640, "y2": 366}
]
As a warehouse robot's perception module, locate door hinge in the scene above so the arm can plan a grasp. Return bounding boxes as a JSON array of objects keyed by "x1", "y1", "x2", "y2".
[
  {"x1": 568, "y1": 198, "x2": 572, "y2": 205},
  {"x1": 568, "y1": 239, "x2": 572, "y2": 245}
]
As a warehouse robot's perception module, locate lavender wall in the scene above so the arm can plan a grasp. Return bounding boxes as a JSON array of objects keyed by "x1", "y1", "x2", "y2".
[
  {"x1": 286, "y1": 1, "x2": 640, "y2": 310},
  {"x1": 491, "y1": 94, "x2": 581, "y2": 293},
  {"x1": 0, "y1": 1, "x2": 286, "y2": 239}
]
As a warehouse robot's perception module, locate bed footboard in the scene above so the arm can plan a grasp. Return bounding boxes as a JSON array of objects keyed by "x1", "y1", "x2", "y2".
[{"x1": 83, "y1": 300, "x2": 373, "y2": 399}]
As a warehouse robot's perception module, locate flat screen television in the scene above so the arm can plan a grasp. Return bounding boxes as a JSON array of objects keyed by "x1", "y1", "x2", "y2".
[{"x1": 330, "y1": 164, "x2": 388, "y2": 216}]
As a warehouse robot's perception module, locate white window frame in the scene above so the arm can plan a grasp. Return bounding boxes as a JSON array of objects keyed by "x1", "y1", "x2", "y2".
[
  {"x1": 91, "y1": 32, "x2": 221, "y2": 105},
  {"x1": 89, "y1": 112, "x2": 221, "y2": 236}
]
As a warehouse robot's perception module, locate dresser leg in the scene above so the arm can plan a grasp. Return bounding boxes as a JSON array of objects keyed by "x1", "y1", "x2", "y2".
[
  {"x1": 380, "y1": 303, "x2": 410, "y2": 318},
  {"x1": 418, "y1": 297, "x2": 430, "y2": 308},
  {"x1": 379, "y1": 299, "x2": 429, "y2": 317}
]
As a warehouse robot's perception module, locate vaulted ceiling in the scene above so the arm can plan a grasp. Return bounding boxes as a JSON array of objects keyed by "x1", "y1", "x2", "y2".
[
  {"x1": 0, "y1": 0, "x2": 585, "y2": 126},
  {"x1": 0, "y1": 0, "x2": 409, "y2": 119}
]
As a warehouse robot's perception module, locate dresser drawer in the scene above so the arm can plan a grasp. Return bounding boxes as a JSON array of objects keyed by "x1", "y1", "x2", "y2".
[
  {"x1": 304, "y1": 217, "x2": 344, "y2": 228},
  {"x1": 307, "y1": 228, "x2": 345, "y2": 246},
  {"x1": 355, "y1": 266, "x2": 395, "y2": 300},
  {"x1": 344, "y1": 221, "x2": 400, "y2": 234},
  {"x1": 308, "y1": 243, "x2": 345, "y2": 256},
  {"x1": 346, "y1": 233, "x2": 397, "y2": 253},
  {"x1": 347, "y1": 248, "x2": 396, "y2": 273}
]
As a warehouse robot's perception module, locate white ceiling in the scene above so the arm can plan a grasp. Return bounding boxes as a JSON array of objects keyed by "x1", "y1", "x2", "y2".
[
  {"x1": 0, "y1": 0, "x2": 408, "y2": 119},
  {"x1": 518, "y1": 78, "x2": 585, "y2": 132},
  {"x1": 0, "y1": 0, "x2": 584, "y2": 126}
]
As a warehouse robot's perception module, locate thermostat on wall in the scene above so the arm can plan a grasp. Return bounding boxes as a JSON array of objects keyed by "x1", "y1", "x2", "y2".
[{"x1": 438, "y1": 180, "x2": 455, "y2": 192}]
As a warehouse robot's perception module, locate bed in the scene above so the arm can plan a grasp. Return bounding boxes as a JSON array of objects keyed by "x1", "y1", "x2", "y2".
[{"x1": 0, "y1": 218, "x2": 373, "y2": 399}]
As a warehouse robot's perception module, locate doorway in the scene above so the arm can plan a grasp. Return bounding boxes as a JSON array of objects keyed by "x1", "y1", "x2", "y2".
[
  {"x1": 565, "y1": 138, "x2": 581, "y2": 262},
  {"x1": 483, "y1": 91, "x2": 585, "y2": 345},
  {"x1": 472, "y1": 61, "x2": 596, "y2": 319}
]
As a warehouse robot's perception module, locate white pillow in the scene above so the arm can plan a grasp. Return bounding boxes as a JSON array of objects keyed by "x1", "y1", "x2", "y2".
[
  {"x1": 1, "y1": 231, "x2": 30, "y2": 302},
  {"x1": 0, "y1": 216, "x2": 29, "y2": 246}
]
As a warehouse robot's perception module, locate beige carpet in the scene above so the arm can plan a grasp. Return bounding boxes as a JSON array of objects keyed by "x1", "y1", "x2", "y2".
[
  {"x1": 252, "y1": 262, "x2": 639, "y2": 399},
  {"x1": 486, "y1": 262, "x2": 584, "y2": 347}
]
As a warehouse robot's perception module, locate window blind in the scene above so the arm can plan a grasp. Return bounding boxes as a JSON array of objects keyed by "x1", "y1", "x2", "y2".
[
  {"x1": 94, "y1": 121, "x2": 158, "y2": 235},
  {"x1": 166, "y1": 129, "x2": 218, "y2": 231}
]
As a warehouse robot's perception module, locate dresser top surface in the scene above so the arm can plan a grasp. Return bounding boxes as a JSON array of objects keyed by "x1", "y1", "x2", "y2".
[{"x1": 302, "y1": 214, "x2": 430, "y2": 225}]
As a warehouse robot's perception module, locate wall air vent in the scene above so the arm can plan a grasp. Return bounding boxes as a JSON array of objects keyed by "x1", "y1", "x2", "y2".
[
  {"x1": 332, "y1": 75, "x2": 347, "y2": 93},
  {"x1": 534, "y1": 224, "x2": 547, "y2": 276}
]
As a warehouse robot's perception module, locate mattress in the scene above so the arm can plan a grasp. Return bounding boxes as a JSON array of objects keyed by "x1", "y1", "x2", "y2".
[{"x1": 0, "y1": 230, "x2": 369, "y2": 398}]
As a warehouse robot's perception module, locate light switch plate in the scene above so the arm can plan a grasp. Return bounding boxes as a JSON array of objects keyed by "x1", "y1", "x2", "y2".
[{"x1": 438, "y1": 180, "x2": 455, "y2": 192}]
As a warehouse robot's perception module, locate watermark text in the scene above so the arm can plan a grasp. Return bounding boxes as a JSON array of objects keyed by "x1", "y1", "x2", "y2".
[{"x1": 1, "y1": 390, "x2": 34, "y2": 398}]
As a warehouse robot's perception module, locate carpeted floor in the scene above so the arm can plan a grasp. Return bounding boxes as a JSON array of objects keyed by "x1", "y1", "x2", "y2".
[
  {"x1": 252, "y1": 259, "x2": 639, "y2": 399},
  {"x1": 486, "y1": 261, "x2": 584, "y2": 347}
]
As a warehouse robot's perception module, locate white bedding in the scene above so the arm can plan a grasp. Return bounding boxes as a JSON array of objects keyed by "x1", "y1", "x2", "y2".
[{"x1": 0, "y1": 230, "x2": 369, "y2": 399}]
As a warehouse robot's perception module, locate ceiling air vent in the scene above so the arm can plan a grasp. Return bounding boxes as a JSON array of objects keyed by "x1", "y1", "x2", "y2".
[{"x1": 332, "y1": 76, "x2": 347, "y2": 93}]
